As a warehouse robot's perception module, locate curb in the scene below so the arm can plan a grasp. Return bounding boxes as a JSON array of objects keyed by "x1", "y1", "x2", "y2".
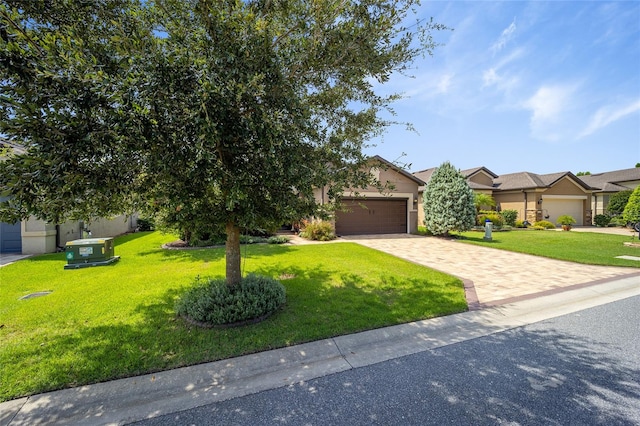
[{"x1": 2, "y1": 276, "x2": 639, "y2": 426}]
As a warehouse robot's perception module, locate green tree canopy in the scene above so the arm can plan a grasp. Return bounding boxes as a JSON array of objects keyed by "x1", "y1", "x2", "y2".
[
  {"x1": 422, "y1": 161, "x2": 476, "y2": 236},
  {"x1": 606, "y1": 190, "x2": 633, "y2": 216},
  {"x1": 1, "y1": 0, "x2": 447, "y2": 284},
  {"x1": 622, "y1": 186, "x2": 640, "y2": 225}
]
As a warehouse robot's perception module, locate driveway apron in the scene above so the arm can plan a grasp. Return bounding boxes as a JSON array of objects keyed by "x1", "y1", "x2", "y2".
[{"x1": 340, "y1": 234, "x2": 638, "y2": 308}]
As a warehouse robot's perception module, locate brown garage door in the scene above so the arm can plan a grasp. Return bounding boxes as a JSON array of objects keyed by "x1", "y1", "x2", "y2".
[{"x1": 335, "y1": 198, "x2": 407, "y2": 235}]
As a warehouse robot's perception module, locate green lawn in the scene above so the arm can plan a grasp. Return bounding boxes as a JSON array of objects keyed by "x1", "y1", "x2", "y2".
[
  {"x1": 454, "y1": 229, "x2": 640, "y2": 267},
  {"x1": 0, "y1": 232, "x2": 467, "y2": 402}
]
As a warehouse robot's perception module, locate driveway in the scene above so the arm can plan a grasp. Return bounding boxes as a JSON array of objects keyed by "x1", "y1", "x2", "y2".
[{"x1": 339, "y1": 234, "x2": 639, "y2": 308}]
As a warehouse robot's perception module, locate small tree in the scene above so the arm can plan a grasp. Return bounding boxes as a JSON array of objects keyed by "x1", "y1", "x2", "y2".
[
  {"x1": 474, "y1": 193, "x2": 495, "y2": 212},
  {"x1": 607, "y1": 190, "x2": 632, "y2": 216},
  {"x1": 622, "y1": 186, "x2": 640, "y2": 225},
  {"x1": 423, "y1": 162, "x2": 476, "y2": 236}
]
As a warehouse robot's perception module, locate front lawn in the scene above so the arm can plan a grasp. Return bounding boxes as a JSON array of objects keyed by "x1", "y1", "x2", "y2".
[
  {"x1": 454, "y1": 229, "x2": 640, "y2": 267},
  {"x1": 0, "y1": 232, "x2": 466, "y2": 402}
]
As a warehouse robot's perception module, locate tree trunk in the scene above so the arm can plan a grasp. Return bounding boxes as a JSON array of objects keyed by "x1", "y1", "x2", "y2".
[{"x1": 225, "y1": 221, "x2": 242, "y2": 286}]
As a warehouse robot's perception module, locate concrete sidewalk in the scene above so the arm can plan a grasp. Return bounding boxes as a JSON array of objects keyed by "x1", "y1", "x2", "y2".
[{"x1": 2, "y1": 275, "x2": 639, "y2": 426}]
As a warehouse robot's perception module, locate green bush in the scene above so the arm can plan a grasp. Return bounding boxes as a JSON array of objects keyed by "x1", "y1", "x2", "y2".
[
  {"x1": 136, "y1": 217, "x2": 155, "y2": 231},
  {"x1": 423, "y1": 161, "x2": 476, "y2": 235},
  {"x1": 533, "y1": 220, "x2": 555, "y2": 229},
  {"x1": 556, "y1": 215, "x2": 577, "y2": 227},
  {"x1": 300, "y1": 221, "x2": 336, "y2": 241},
  {"x1": 175, "y1": 274, "x2": 286, "y2": 326},
  {"x1": 267, "y1": 235, "x2": 290, "y2": 244},
  {"x1": 477, "y1": 211, "x2": 504, "y2": 227},
  {"x1": 501, "y1": 210, "x2": 518, "y2": 227},
  {"x1": 609, "y1": 216, "x2": 627, "y2": 227},
  {"x1": 594, "y1": 214, "x2": 611, "y2": 227},
  {"x1": 622, "y1": 186, "x2": 640, "y2": 225},
  {"x1": 515, "y1": 220, "x2": 528, "y2": 228},
  {"x1": 607, "y1": 190, "x2": 633, "y2": 216}
]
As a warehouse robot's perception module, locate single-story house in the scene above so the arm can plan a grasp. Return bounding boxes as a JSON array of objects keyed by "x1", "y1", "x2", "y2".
[
  {"x1": 315, "y1": 155, "x2": 424, "y2": 236},
  {"x1": 576, "y1": 168, "x2": 640, "y2": 216},
  {"x1": 414, "y1": 166, "x2": 596, "y2": 226},
  {"x1": 491, "y1": 171, "x2": 593, "y2": 226},
  {"x1": 0, "y1": 215, "x2": 138, "y2": 254}
]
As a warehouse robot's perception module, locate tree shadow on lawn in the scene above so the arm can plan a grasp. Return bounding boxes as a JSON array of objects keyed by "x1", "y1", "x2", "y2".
[{"x1": 2, "y1": 258, "x2": 467, "y2": 402}]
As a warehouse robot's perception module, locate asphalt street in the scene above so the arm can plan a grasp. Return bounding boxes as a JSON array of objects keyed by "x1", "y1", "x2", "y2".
[{"x1": 130, "y1": 295, "x2": 640, "y2": 426}]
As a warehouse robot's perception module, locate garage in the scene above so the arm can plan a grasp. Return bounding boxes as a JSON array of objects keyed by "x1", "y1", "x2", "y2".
[
  {"x1": 542, "y1": 196, "x2": 584, "y2": 226},
  {"x1": 1, "y1": 221, "x2": 22, "y2": 253},
  {"x1": 335, "y1": 198, "x2": 408, "y2": 235}
]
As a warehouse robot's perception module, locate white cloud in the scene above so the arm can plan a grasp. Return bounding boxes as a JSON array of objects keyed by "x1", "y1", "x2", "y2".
[
  {"x1": 579, "y1": 100, "x2": 640, "y2": 138},
  {"x1": 482, "y1": 48, "x2": 524, "y2": 90},
  {"x1": 437, "y1": 73, "x2": 454, "y2": 93},
  {"x1": 491, "y1": 18, "x2": 517, "y2": 55},
  {"x1": 523, "y1": 84, "x2": 578, "y2": 141},
  {"x1": 483, "y1": 68, "x2": 499, "y2": 87}
]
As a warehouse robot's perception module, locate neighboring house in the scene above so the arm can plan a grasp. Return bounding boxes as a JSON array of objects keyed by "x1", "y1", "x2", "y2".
[
  {"x1": 414, "y1": 166, "x2": 595, "y2": 226},
  {"x1": 491, "y1": 171, "x2": 593, "y2": 226},
  {"x1": 0, "y1": 214, "x2": 138, "y2": 255},
  {"x1": 414, "y1": 166, "x2": 498, "y2": 226},
  {"x1": 576, "y1": 168, "x2": 640, "y2": 216},
  {"x1": 0, "y1": 140, "x2": 137, "y2": 254},
  {"x1": 315, "y1": 155, "x2": 423, "y2": 235}
]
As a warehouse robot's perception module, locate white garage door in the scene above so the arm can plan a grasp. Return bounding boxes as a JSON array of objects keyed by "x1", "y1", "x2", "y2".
[{"x1": 543, "y1": 198, "x2": 584, "y2": 226}]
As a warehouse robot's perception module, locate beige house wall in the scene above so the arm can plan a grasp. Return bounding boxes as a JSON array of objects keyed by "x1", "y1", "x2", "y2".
[
  {"x1": 344, "y1": 166, "x2": 420, "y2": 234},
  {"x1": 493, "y1": 191, "x2": 544, "y2": 223},
  {"x1": 494, "y1": 192, "x2": 525, "y2": 218},
  {"x1": 20, "y1": 214, "x2": 136, "y2": 254},
  {"x1": 469, "y1": 172, "x2": 494, "y2": 187},
  {"x1": 317, "y1": 162, "x2": 421, "y2": 234},
  {"x1": 541, "y1": 177, "x2": 592, "y2": 225}
]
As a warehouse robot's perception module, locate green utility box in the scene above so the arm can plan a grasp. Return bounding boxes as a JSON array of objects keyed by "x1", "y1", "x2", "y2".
[{"x1": 64, "y1": 238, "x2": 120, "y2": 269}]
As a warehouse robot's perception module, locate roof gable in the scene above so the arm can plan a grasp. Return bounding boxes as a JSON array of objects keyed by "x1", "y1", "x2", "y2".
[{"x1": 370, "y1": 155, "x2": 425, "y2": 185}]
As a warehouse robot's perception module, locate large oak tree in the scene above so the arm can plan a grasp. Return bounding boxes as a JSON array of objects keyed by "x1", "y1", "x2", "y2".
[{"x1": 1, "y1": 0, "x2": 446, "y2": 285}]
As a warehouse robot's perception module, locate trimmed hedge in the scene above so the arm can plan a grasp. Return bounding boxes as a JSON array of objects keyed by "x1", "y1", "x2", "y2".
[
  {"x1": 477, "y1": 211, "x2": 504, "y2": 227},
  {"x1": 594, "y1": 214, "x2": 611, "y2": 227},
  {"x1": 501, "y1": 210, "x2": 518, "y2": 227},
  {"x1": 175, "y1": 274, "x2": 286, "y2": 326},
  {"x1": 533, "y1": 220, "x2": 555, "y2": 229}
]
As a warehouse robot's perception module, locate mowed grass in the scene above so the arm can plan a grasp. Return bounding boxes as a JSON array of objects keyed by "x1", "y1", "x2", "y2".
[
  {"x1": 0, "y1": 232, "x2": 466, "y2": 402},
  {"x1": 455, "y1": 229, "x2": 640, "y2": 268}
]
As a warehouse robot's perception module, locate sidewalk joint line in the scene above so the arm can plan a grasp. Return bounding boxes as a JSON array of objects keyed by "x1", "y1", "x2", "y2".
[{"x1": 331, "y1": 337, "x2": 354, "y2": 369}]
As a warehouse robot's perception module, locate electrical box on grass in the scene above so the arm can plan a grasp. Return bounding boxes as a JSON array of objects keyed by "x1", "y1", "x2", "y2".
[{"x1": 64, "y1": 238, "x2": 120, "y2": 269}]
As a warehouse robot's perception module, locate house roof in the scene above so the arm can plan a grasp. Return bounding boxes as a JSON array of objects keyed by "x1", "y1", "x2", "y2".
[
  {"x1": 493, "y1": 171, "x2": 592, "y2": 191},
  {"x1": 370, "y1": 155, "x2": 425, "y2": 185},
  {"x1": 460, "y1": 166, "x2": 499, "y2": 179},
  {"x1": 577, "y1": 167, "x2": 640, "y2": 192}
]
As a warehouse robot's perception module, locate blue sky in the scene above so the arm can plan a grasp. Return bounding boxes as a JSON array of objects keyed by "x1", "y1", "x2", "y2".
[{"x1": 364, "y1": 1, "x2": 640, "y2": 175}]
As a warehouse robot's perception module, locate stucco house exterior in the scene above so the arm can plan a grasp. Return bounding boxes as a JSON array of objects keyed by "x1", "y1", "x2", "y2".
[
  {"x1": 0, "y1": 215, "x2": 138, "y2": 255},
  {"x1": 491, "y1": 171, "x2": 593, "y2": 226},
  {"x1": 577, "y1": 168, "x2": 640, "y2": 216},
  {"x1": 315, "y1": 155, "x2": 423, "y2": 235},
  {"x1": 415, "y1": 166, "x2": 602, "y2": 227}
]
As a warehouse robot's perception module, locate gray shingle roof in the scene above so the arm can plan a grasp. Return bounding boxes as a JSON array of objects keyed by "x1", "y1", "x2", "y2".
[{"x1": 577, "y1": 168, "x2": 640, "y2": 191}]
